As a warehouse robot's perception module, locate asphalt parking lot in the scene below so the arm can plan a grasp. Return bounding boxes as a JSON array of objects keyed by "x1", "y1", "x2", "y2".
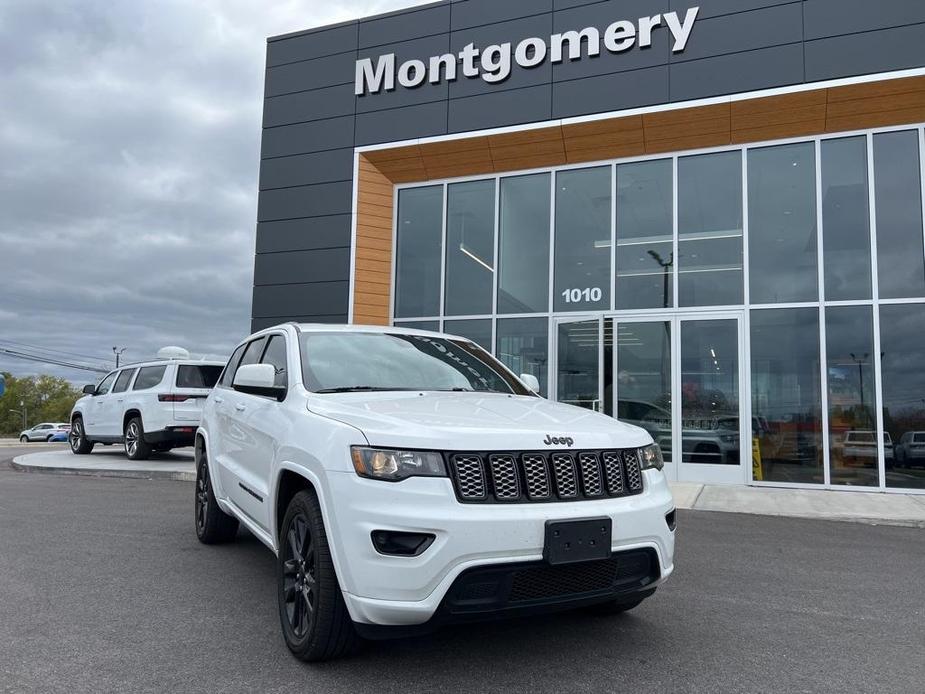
[{"x1": 1, "y1": 450, "x2": 923, "y2": 694}]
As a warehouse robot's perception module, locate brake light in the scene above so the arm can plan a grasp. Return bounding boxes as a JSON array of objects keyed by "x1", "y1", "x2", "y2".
[{"x1": 158, "y1": 394, "x2": 190, "y2": 402}]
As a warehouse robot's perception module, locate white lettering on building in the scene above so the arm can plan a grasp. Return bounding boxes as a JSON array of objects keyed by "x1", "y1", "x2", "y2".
[{"x1": 355, "y1": 7, "x2": 700, "y2": 96}]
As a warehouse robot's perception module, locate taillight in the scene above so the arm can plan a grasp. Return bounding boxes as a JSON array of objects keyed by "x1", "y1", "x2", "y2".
[{"x1": 158, "y1": 394, "x2": 190, "y2": 402}]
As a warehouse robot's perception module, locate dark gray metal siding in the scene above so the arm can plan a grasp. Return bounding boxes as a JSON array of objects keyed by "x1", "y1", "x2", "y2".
[{"x1": 252, "y1": 0, "x2": 925, "y2": 330}]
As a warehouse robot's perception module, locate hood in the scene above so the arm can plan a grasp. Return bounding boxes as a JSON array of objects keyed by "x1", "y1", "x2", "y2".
[{"x1": 307, "y1": 391, "x2": 652, "y2": 451}]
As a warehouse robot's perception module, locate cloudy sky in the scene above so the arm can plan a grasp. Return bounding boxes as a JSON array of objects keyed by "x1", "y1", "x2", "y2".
[{"x1": 0, "y1": 0, "x2": 423, "y2": 382}]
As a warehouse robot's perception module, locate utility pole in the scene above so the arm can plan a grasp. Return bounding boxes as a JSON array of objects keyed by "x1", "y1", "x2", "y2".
[{"x1": 112, "y1": 347, "x2": 126, "y2": 369}]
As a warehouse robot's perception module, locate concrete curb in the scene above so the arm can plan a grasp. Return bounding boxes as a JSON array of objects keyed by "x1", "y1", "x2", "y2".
[{"x1": 10, "y1": 458, "x2": 195, "y2": 482}]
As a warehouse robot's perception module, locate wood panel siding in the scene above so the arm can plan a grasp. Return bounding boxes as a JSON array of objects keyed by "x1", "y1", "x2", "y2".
[{"x1": 351, "y1": 76, "x2": 925, "y2": 326}]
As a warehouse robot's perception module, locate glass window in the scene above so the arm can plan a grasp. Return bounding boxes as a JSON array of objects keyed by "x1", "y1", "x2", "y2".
[
  {"x1": 260, "y1": 335, "x2": 289, "y2": 389},
  {"x1": 96, "y1": 371, "x2": 118, "y2": 395},
  {"x1": 300, "y1": 332, "x2": 531, "y2": 395},
  {"x1": 880, "y1": 304, "x2": 925, "y2": 490},
  {"x1": 133, "y1": 366, "x2": 167, "y2": 391},
  {"x1": 680, "y1": 320, "x2": 740, "y2": 466},
  {"x1": 557, "y1": 319, "x2": 601, "y2": 411},
  {"x1": 748, "y1": 143, "x2": 818, "y2": 303},
  {"x1": 176, "y1": 365, "x2": 222, "y2": 389},
  {"x1": 826, "y1": 306, "x2": 879, "y2": 488},
  {"x1": 444, "y1": 319, "x2": 492, "y2": 352},
  {"x1": 822, "y1": 136, "x2": 871, "y2": 301},
  {"x1": 616, "y1": 321, "x2": 673, "y2": 462},
  {"x1": 395, "y1": 186, "x2": 443, "y2": 318},
  {"x1": 678, "y1": 151, "x2": 743, "y2": 307},
  {"x1": 496, "y1": 317, "x2": 549, "y2": 397},
  {"x1": 750, "y1": 308, "x2": 823, "y2": 484},
  {"x1": 554, "y1": 167, "x2": 611, "y2": 312},
  {"x1": 615, "y1": 159, "x2": 673, "y2": 310},
  {"x1": 498, "y1": 173, "x2": 550, "y2": 314},
  {"x1": 219, "y1": 344, "x2": 247, "y2": 389},
  {"x1": 112, "y1": 369, "x2": 137, "y2": 394},
  {"x1": 874, "y1": 131, "x2": 925, "y2": 299},
  {"x1": 238, "y1": 337, "x2": 268, "y2": 371},
  {"x1": 445, "y1": 179, "x2": 495, "y2": 316},
  {"x1": 394, "y1": 320, "x2": 440, "y2": 332}
]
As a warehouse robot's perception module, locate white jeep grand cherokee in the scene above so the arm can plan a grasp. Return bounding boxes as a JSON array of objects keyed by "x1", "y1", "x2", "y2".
[{"x1": 195, "y1": 324, "x2": 675, "y2": 662}]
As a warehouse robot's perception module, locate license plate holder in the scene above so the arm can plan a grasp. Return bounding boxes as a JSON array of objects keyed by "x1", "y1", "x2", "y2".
[{"x1": 543, "y1": 517, "x2": 612, "y2": 565}]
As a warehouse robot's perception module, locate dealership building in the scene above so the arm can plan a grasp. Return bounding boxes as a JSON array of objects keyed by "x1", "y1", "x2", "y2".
[{"x1": 253, "y1": 0, "x2": 925, "y2": 493}]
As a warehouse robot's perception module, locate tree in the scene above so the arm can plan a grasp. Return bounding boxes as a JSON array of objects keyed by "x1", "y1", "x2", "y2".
[{"x1": 0, "y1": 373, "x2": 83, "y2": 435}]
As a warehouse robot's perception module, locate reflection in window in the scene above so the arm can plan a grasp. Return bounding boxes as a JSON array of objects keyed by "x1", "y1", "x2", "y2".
[
  {"x1": 826, "y1": 306, "x2": 879, "y2": 488},
  {"x1": 395, "y1": 186, "x2": 443, "y2": 318},
  {"x1": 394, "y1": 320, "x2": 440, "y2": 332},
  {"x1": 678, "y1": 151, "x2": 743, "y2": 306},
  {"x1": 874, "y1": 131, "x2": 925, "y2": 299},
  {"x1": 557, "y1": 320, "x2": 600, "y2": 411},
  {"x1": 880, "y1": 304, "x2": 925, "y2": 490},
  {"x1": 445, "y1": 180, "x2": 496, "y2": 316},
  {"x1": 616, "y1": 160, "x2": 673, "y2": 310},
  {"x1": 499, "y1": 174, "x2": 550, "y2": 314},
  {"x1": 750, "y1": 308, "x2": 823, "y2": 484},
  {"x1": 748, "y1": 143, "x2": 818, "y2": 303},
  {"x1": 444, "y1": 319, "x2": 492, "y2": 352},
  {"x1": 616, "y1": 321, "x2": 672, "y2": 462},
  {"x1": 554, "y1": 167, "x2": 612, "y2": 312},
  {"x1": 496, "y1": 318, "x2": 548, "y2": 397},
  {"x1": 822, "y1": 136, "x2": 871, "y2": 301}
]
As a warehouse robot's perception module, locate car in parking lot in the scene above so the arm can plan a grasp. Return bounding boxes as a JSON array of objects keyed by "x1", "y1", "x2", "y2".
[
  {"x1": 69, "y1": 356, "x2": 224, "y2": 460},
  {"x1": 19, "y1": 422, "x2": 70, "y2": 443},
  {"x1": 895, "y1": 431, "x2": 925, "y2": 467},
  {"x1": 194, "y1": 324, "x2": 675, "y2": 662}
]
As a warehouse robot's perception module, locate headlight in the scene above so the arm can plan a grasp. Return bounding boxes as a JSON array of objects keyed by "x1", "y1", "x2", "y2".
[
  {"x1": 350, "y1": 447, "x2": 447, "y2": 482},
  {"x1": 639, "y1": 443, "x2": 664, "y2": 471}
]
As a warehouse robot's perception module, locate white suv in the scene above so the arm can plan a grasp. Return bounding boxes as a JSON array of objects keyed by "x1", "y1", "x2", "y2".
[
  {"x1": 195, "y1": 324, "x2": 675, "y2": 662},
  {"x1": 69, "y1": 359, "x2": 224, "y2": 460}
]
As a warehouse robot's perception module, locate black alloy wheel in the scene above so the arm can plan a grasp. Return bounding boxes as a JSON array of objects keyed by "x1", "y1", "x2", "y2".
[
  {"x1": 281, "y1": 513, "x2": 318, "y2": 640},
  {"x1": 195, "y1": 458, "x2": 210, "y2": 536},
  {"x1": 193, "y1": 447, "x2": 238, "y2": 544},
  {"x1": 69, "y1": 418, "x2": 93, "y2": 455}
]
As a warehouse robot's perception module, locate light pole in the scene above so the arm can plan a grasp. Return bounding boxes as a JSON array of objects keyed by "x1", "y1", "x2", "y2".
[
  {"x1": 9, "y1": 402, "x2": 26, "y2": 430},
  {"x1": 112, "y1": 347, "x2": 126, "y2": 369},
  {"x1": 850, "y1": 353, "x2": 870, "y2": 427}
]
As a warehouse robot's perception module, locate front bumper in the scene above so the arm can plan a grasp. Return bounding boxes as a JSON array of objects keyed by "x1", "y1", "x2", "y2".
[{"x1": 326, "y1": 469, "x2": 676, "y2": 627}]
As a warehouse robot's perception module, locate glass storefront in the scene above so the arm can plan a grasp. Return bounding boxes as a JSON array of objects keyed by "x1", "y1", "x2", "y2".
[{"x1": 389, "y1": 125, "x2": 925, "y2": 491}]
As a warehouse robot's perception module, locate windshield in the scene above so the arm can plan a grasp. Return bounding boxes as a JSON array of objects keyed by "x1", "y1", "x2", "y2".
[{"x1": 300, "y1": 332, "x2": 532, "y2": 395}]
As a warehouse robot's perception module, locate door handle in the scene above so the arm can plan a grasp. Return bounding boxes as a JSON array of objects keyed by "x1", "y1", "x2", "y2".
[
  {"x1": 235, "y1": 404, "x2": 247, "y2": 412},
  {"x1": 214, "y1": 397, "x2": 224, "y2": 404},
  {"x1": 117, "y1": 399, "x2": 124, "y2": 403}
]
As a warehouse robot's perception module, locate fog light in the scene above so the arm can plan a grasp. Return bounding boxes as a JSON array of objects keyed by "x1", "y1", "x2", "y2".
[{"x1": 371, "y1": 530, "x2": 436, "y2": 557}]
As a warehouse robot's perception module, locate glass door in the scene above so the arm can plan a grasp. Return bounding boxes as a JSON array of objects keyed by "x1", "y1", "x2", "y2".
[
  {"x1": 677, "y1": 314, "x2": 747, "y2": 484},
  {"x1": 554, "y1": 317, "x2": 603, "y2": 412}
]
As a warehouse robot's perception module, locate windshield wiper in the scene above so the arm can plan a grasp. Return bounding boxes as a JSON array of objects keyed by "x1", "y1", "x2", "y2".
[{"x1": 314, "y1": 386, "x2": 416, "y2": 394}]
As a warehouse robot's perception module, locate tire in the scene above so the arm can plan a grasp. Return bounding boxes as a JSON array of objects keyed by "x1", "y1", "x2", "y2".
[
  {"x1": 194, "y1": 449, "x2": 238, "y2": 544},
  {"x1": 69, "y1": 417, "x2": 94, "y2": 455},
  {"x1": 19, "y1": 435, "x2": 28, "y2": 443},
  {"x1": 46, "y1": 435, "x2": 54, "y2": 442},
  {"x1": 124, "y1": 417, "x2": 152, "y2": 461},
  {"x1": 277, "y1": 489, "x2": 360, "y2": 662}
]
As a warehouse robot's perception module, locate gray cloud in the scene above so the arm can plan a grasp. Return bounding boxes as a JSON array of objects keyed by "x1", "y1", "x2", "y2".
[{"x1": 0, "y1": 0, "x2": 424, "y2": 381}]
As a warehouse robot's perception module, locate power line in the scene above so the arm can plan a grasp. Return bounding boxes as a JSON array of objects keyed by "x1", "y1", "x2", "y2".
[
  {"x1": 0, "y1": 338, "x2": 111, "y2": 364},
  {"x1": 0, "y1": 347, "x2": 109, "y2": 374}
]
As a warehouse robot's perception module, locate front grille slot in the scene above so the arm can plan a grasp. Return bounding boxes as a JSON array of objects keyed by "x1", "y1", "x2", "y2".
[{"x1": 448, "y1": 448, "x2": 646, "y2": 504}]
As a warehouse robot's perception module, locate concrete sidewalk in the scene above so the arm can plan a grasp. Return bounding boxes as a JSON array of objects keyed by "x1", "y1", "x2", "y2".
[
  {"x1": 8, "y1": 450, "x2": 925, "y2": 527},
  {"x1": 11, "y1": 448, "x2": 194, "y2": 481},
  {"x1": 670, "y1": 482, "x2": 925, "y2": 528}
]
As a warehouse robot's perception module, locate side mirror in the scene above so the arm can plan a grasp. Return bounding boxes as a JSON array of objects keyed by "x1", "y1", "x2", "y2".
[
  {"x1": 520, "y1": 373, "x2": 541, "y2": 394},
  {"x1": 233, "y1": 363, "x2": 286, "y2": 401},
  {"x1": 82, "y1": 385, "x2": 96, "y2": 395}
]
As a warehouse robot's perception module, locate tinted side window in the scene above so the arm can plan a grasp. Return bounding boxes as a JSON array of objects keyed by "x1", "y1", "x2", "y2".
[
  {"x1": 219, "y1": 344, "x2": 248, "y2": 388},
  {"x1": 112, "y1": 369, "x2": 137, "y2": 394},
  {"x1": 177, "y1": 365, "x2": 223, "y2": 389},
  {"x1": 261, "y1": 335, "x2": 288, "y2": 388},
  {"x1": 133, "y1": 366, "x2": 167, "y2": 391},
  {"x1": 96, "y1": 372, "x2": 118, "y2": 395},
  {"x1": 231, "y1": 337, "x2": 268, "y2": 385}
]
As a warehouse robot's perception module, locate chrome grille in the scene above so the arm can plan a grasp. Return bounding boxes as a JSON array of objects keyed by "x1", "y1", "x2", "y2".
[
  {"x1": 448, "y1": 449, "x2": 645, "y2": 504},
  {"x1": 550, "y1": 453, "x2": 579, "y2": 499},
  {"x1": 522, "y1": 454, "x2": 552, "y2": 500},
  {"x1": 451, "y1": 455, "x2": 487, "y2": 500},
  {"x1": 577, "y1": 452, "x2": 604, "y2": 497},
  {"x1": 488, "y1": 455, "x2": 520, "y2": 501},
  {"x1": 623, "y1": 450, "x2": 643, "y2": 492},
  {"x1": 601, "y1": 451, "x2": 625, "y2": 495}
]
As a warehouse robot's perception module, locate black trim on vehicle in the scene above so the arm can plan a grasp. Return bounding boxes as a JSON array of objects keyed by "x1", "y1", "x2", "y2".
[
  {"x1": 354, "y1": 548, "x2": 660, "y2": 640},
  {"x1": 238, "y1": 483, "x2": 265, "y2": 503}
]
